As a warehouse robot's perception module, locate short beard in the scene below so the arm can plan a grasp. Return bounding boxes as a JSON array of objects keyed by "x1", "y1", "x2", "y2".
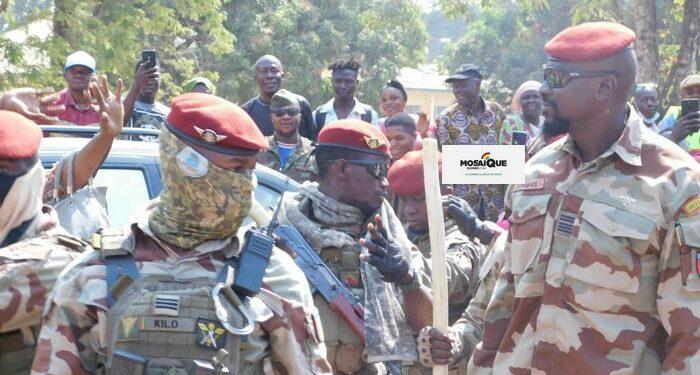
[{"x1": 542, "y1": 100, "x2": 569, "y2": 138}]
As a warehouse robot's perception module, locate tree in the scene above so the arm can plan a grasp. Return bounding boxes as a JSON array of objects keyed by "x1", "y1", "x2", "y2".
[
  {"x1": 1, "y1": 0, "x2": 234, "y2": 101},
  {"x1": 215, "y1": 0, "x2": 428, "y2": 109},
  {"x1": 439, "y1": 0, "x2": 699, "y2": 109}
]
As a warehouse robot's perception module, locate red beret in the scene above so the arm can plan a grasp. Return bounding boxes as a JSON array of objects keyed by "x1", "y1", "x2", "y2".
[
  {"x1": 166, "y1": 93, "x2": 267, "y2": 155},
  {"x1": 0, "y1": 110, "x2": 42, "y2": 160},
  {"x1": 545, "y1": 22, "x2": 636, "y2": 62},
  {"x1": 388, "y1": 150, "x2": 441, "y2": 196},
  {"x1": 317, "y1": 119, "x2": 390, "y2": 157}
]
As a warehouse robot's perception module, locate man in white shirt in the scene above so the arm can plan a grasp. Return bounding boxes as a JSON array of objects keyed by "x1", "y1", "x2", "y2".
[{"x1": 313, "y1": 58, "x2": 379, "y2": 130}]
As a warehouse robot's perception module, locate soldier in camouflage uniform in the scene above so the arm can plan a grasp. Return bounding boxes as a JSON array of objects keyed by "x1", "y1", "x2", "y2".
[
  {"x1": 0, "y1": 111, "x2": 89, "y2": 375},
  {"x1": 387, "y1": 150, "x2": 485, "y2": 324},
  {"x1": 257, "y1": 89, "x2": 317, "y2": 183},
  {"x1": 31, "y1": 94, "x2": 331, "y2": 374},
  {"x1": 416, "y1": 83, "x2": 575, "y2": 371},
  {"x1": 276, "y1": 119, "x2": 434, "y2": 374},
  {"x1": 430, "y1": 22, "x2": 700, "y2": 374}
]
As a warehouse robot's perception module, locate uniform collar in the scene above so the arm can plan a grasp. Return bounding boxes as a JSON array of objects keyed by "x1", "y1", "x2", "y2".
[{"x1": 556, "y1": 107, "x2": 643, "y2": 167}]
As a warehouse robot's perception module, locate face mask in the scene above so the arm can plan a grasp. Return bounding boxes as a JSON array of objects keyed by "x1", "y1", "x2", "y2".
[
  {"x1": 0, "y1": 174, "x2": 19, "y2": 205},
  {"x1": 149, "y1": 128, "x2": 255, "y2": 249}
]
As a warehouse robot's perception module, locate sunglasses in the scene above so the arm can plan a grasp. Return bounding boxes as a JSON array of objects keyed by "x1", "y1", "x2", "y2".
[
  {"x1": 346, "y1": 159, "x2": 390, "y2": 179},
  {"x1": 543, "y1": 66, "x2": 619, "y2": 89},
  {"x1": 273, "y1": 108, "x2": 301, "y2": 117}
]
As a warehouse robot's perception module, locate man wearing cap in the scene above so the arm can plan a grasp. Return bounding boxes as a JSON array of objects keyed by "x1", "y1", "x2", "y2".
[
  {"x1": 275, "y1": 119, "x2": 432, "y2": 373},
  {"x1": 388, "y1": 150, "x2": 485, "y2": 326},
  {"x1": 32, "y1": 94, "x2": 332, "y2": 374},
  {"x1": 455, "y1": 22, "x2": 700, "y2": 374},
  {"x1": 659, "y1": 74, "x2": 700, "y2": 151},
  {"x1": 241, "y1": 55, "x2": 317, "y2": 140},
  {"x1": 0, "y1": 111, "x2": 91, "y2": 374},
  {"x1": 123, "y1": 58, "x2": 170, "y2": 142},
  {"x1": 257, "y1": 89, "x2": 318, "y2": 183},
  {"x1": 52, "y1": 50, "x2": 102, "y2": 125},
  {"x1": 436, "y1": 64, "x2": 506, "y2": 223},
  {"x1": 183, "y1": 76, "x2": 216, "y2": 95}
]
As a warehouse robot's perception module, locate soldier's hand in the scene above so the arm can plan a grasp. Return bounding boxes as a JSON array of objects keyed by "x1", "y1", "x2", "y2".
[
  {"x1": 417, "y1": 326, "x2": 454, "y2": 366},
  {"x1": 359, "y1": 214, "x2": 413, "y2": 284},
  {"x1": 442, "y1": 195, "x2": 493, "y2": 244},
  {"x1": 670, "y1": 111, "x2": 700, "y2": 143}
]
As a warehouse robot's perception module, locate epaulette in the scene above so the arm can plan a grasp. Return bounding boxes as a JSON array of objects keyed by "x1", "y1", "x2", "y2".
[{"x1": 91, "y1": 227, "x2": 135, "y2": 258}]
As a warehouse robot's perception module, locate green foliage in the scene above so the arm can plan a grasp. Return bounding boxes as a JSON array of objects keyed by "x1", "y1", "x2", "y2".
[
  {"x1": 1, "y1": 0, "x2": 234, "y2": 101},
  {"x1": 218, "y1": 0, "x2": 428, "y2": 109},
  {"x1": 1, "y1": 0, "x2": 427, "y2": 111},
  {"x1": 438, "y1": 0, "x2": 697, "y2": 109},
  {"x1": 440, "y1": 1, "x2": 572, "y2": 107}
]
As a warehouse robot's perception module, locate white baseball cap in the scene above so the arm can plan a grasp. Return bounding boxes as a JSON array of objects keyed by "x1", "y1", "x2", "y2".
[{"x1": 64, "y1": 50, "x2": 96, "y2": 72}]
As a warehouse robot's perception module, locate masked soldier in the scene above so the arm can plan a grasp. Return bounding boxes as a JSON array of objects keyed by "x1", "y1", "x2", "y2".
[
  {"x1": 31, "y1": 94, "x2": 331, "y2": 374},
  {"x1": 0, "y1": 111, "x2": 89, "y2": 374}
]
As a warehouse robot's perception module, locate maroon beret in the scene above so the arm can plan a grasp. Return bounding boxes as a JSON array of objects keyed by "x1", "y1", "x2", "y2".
[
  {"x1": 166, "y1": 93, "x2": 267, "y2": 155},
  {"x1": 0, "y1": 110, "x2": 42, "y2": 160},
  {"x1": 545, "y1": 22, "x2": 636, "y2": 62},
  {"x1": 317, "y1": 119, "x2": 390, "y2": 157},
  {"x1": 388, "y1": 150, "x2": 442, "y2": 196}
]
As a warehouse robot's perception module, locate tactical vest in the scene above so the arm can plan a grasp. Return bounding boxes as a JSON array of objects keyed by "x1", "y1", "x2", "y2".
[{"x1": 97, "y1": 228, "x2": 261, "y2": 375}]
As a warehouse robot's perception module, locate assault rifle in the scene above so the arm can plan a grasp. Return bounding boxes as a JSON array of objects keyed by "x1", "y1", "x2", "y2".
[{"x1": 269, "y1": 215, "x2": 365, "y2": 344}]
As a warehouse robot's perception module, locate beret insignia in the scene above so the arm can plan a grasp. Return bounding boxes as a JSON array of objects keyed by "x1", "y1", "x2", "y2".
[{"x1": 194, "y1": 126, "x2": 228, "y2": 144}]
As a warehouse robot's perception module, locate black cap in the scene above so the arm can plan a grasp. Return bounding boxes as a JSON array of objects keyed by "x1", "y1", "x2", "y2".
[{"x1": 445, "y1": 64, "x2": 483, "y2": 83}]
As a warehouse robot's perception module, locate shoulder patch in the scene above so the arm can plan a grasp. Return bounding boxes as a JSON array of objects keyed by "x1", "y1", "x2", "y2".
[{"x1": 682, "y1": 196, "x2": 700, "y2": 216}]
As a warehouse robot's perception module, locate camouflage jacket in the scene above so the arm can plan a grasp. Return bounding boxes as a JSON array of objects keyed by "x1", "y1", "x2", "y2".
[
  {"x1": 409, "y1": 220, "x2": 485, "y2": 324},
  {"x1": 0, "y1": 206, "x2": 87, "y2": 373},
  {"x1": 435, "y1": 99, "x2": 506, "y2": 222},
  {"x1": 468, "y1": 113, "x2": 700, "y2": 374},
  {"x1": 257, "y1": 135, "x2": 318, "y2": 183},
  {"x1": 445, "y1": 233, "x2": 506, "y2": 369},
  {"x1": 31, "y1": 204, "x2": 332, "y2": 374}
]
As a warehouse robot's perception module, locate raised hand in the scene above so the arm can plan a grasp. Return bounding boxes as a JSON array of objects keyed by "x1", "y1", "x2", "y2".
[
  {"x1": 89, "y1": 75, "x2": 123, "y2": 138},
  {"x1": 0, "y1": 88, "x2": 65, "y2": 124},
  {"x1": 359, "y1": 214, "x2": 413, "y2": 284}
]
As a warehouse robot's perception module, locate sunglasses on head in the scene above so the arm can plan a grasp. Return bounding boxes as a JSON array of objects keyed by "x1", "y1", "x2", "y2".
[
  {"x1": 273, "y1": 108, "x2": 301, "y2": 117},
  {"x1": 346, "y1": 159, "x2": 390, "y2": 179},
  {"x1": 543, "y1": 65, "x2": 619, "y2": 89}
]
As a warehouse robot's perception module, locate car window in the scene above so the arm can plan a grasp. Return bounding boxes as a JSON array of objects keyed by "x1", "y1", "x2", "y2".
[{"x1": 92, "y1": 168, "x2": 150, "y2": 226}]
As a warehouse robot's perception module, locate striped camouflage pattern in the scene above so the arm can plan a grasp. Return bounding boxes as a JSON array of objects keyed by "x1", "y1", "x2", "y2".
[
  {"x1": 411, "y1": 219, "x2": 486, "y2": 324},
  {"x1": 30, "y1": 204, "x2": 332, "y2": 374},
  {"x1": 0, "y1": 207, "x2": 87, "y2": 374},
  {"x1": 468, "y1": 113, "x2": 700, "y2": 374}
]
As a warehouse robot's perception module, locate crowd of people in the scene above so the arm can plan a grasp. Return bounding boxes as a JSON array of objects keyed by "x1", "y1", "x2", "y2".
[{"x1": 0, "y1": 20, "x2": 699, "y2": 375}]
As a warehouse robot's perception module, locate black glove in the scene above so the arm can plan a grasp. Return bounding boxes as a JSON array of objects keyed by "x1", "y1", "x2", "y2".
[
  {"x1": 361, "y1": 216, "x2": 413, "y2": 284},
  {"x1": 442, "y1": 195, "x2": 494, "y2": 244}
]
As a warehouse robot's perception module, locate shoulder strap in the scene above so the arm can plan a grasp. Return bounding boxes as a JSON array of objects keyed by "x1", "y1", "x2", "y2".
[
  {"x1": 360, "y1": 108, "x2": 372, "y2": 123},
  {"x1": 95, "y1": 227, "x2": 140, "y2": 307}
]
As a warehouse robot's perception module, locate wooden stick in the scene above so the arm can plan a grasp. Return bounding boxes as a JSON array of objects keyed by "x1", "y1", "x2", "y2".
[{"x1": 422, "y1": 138, "x2": 448, "y2": 375}]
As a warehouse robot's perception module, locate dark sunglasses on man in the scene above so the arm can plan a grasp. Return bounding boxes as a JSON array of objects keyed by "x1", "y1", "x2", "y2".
[
  {"x1": 346, "y1": 159, "x2": 389, "y2": 179},
  {"x1": 273, "y1": 108, "x2": 301, "y2": 117},
  {"x1": 543, "y1": 65, "x2": 619, "y2": 89}
]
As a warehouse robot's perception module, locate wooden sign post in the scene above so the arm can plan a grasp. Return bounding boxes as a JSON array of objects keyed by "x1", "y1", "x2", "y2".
[{"x1": 422, "y1": 138, "x2": 448, "y2": 375}]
